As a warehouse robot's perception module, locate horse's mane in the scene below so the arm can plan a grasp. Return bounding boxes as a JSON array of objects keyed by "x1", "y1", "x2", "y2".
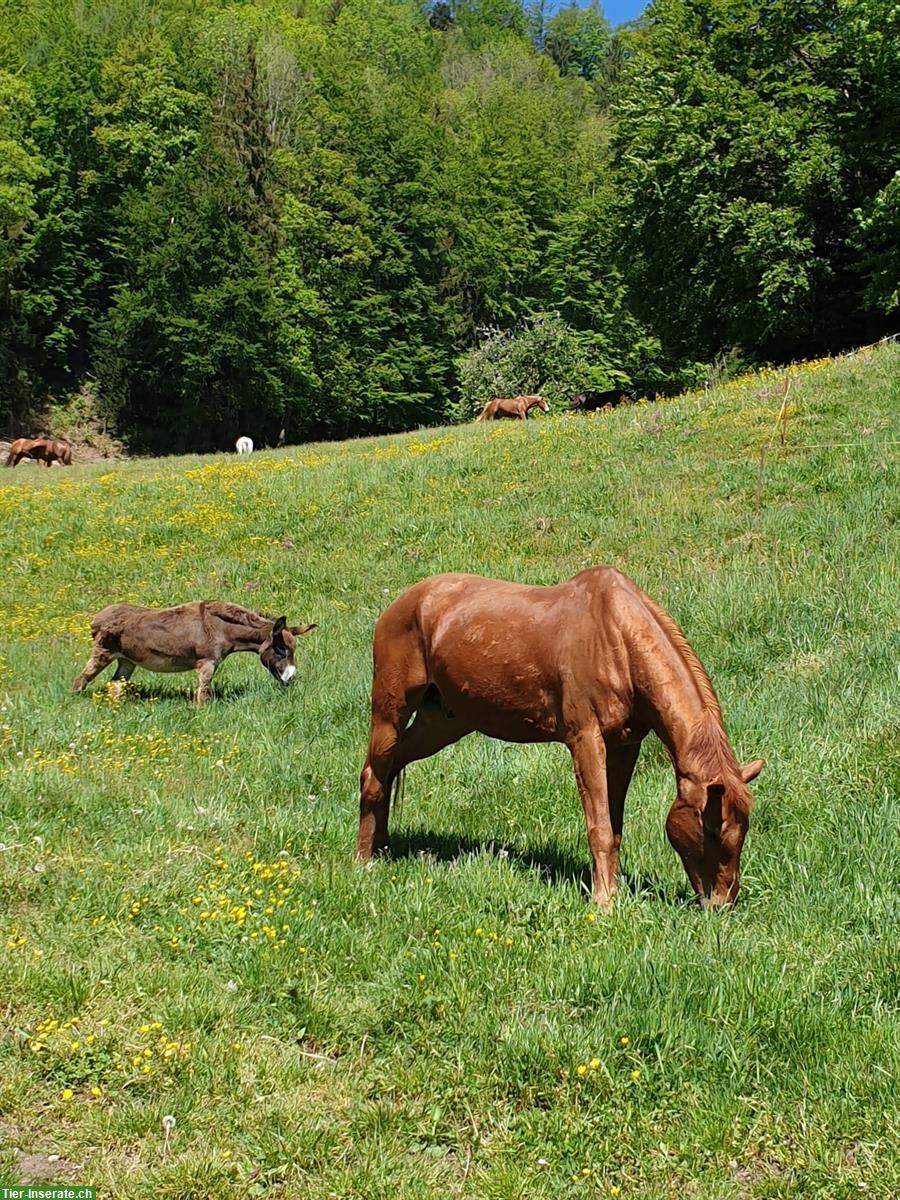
[
  {"x1": 641, "y1": 590, "x2": 750, "y2": 806},
  {"x1": 202, "y1": 601, "x2": 273, "y2": 629},
  {"x1": 641, "y1": 593, "x2": 722, "y2": 719}
]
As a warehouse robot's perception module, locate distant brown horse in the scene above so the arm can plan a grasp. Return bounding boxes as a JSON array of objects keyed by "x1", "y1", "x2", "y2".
[
  {"x1": 475, "y1": 394, "x2": 549, "y2": 422},
  {"x1": 357, "y1": 569, "x2": 764, "y2": 909},
  {"x1": 5, "y1": 437, "x2": 73, "y2": 467},
  {"x1": 73, "y1": 601, "x2": 316, "y2": 704}
]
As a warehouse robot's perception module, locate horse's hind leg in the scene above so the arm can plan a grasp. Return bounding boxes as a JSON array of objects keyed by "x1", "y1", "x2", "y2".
[
  {"x1": 72, "y1": 646, "x2": 114, "y2": 693},
  {"x1": 395, "y1": 698, "x2": 471, "y2": 770},
  {"x1": 357, "y1": 681, "x2": 429, "y2": 860},
  {"x1": 358, "y1": 723, "x2": 401, "y2": 860}
]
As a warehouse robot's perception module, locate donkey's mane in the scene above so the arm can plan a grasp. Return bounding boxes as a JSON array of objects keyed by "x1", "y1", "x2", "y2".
[{"x1": 203, "y1": 601, "x2": 273, "y2": 630}]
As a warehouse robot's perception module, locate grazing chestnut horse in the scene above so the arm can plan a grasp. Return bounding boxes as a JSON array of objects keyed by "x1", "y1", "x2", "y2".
[
  {"x1": 475, "y1": 394, "x2": 549, "y2": 422},
  {"x1": 73, "y1": 601, "x2": 315, "y2": 704},
  {"x1": 5, "y1": 437, "x2": 73, "y2": 467},
  {"x1": 357, "y1": 569, "x2": 764, "y2": 909}
]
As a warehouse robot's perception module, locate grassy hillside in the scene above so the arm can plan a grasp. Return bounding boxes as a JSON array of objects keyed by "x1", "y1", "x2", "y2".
[{"x1": 0, "y1": 345, "x2": 898, "y2": 1199}]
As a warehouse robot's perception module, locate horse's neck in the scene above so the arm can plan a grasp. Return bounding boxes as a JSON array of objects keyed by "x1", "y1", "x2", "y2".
[{"x1": 633, "y1": 621, "x2": 728, "y2": 780}]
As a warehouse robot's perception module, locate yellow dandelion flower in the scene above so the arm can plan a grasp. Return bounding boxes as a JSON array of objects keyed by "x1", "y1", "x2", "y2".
[
  {"x1": 90, "y1": 1086, "x2": 102, "y2": 1098},
  {"x1": 630, "y1": 1069, "x2": 640, "y2": 1081},
  {"x1": 610, "y1": 1188, "x2": 621, "y2": 1197},
  {"x1": 61, "y1": 1088, "x2": 74, "y2": 1101},
  {"x1": 619, "y1": 1036, "x2": 630, "y2": 1047},
  {"x1": 590, "y1": 1058, "x2": 600, "y2": 1069},
  {"x1": 576, "y1": 1064, "x2": 588, "y2": 1077}
]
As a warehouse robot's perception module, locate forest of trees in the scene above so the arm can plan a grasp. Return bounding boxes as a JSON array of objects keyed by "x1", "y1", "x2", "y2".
[{"x1": 1, "y1": 0, "x2": 897, "y2": 451}]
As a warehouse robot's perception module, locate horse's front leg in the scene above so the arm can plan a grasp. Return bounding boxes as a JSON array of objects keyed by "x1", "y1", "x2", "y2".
[
  {"x1": 568, "y1": 726, "x2": 618, "y2": 910},
  {"x1": 604, "y1": 740, "x2": 642, "y2": 887},
  {"x1": 195, "y1": 660, "x2": 217, "y2": 704}
]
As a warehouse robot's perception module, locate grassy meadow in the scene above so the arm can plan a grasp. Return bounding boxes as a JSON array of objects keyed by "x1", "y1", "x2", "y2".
[{"x1": 0, "y1": 345, "x2": 898, "y2": 1198}]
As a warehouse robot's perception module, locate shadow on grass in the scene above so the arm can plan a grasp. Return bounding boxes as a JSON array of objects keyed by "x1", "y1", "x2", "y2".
[
  {"x1": 95, "y1": 680, "x2": 258, "y2": 703},
  {"x1": 388, "y1": 828, "x2": 689, "y2": 906}
]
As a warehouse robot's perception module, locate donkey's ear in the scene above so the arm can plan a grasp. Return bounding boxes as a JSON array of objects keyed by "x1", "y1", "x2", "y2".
[
  {"x1": 740, "y1": 758, "x2": 765, "y2": 784},
  {"x1": 701, "y1": 781, "x2": 725, "y2": 831},
  {"x1": 290, "y1": 623, "x2": 316, "y2": 636},
  {"x1": 272, "y1": 615, "x2": 287, "y2": 637}
]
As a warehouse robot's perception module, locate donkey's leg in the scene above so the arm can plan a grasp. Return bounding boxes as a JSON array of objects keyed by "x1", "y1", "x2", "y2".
[
  {"x1": 110, "y1": 660, "x2": 135, "y2": 697},
  {"x1": 195, "y1": 660, "x2": 216, "y2": 704},
  {"x1": 72, "y1": 646, "x2": 114, "y2": 693},
  {"x1": 567, "y1": 726, "x2": 617, "y2": 910}
]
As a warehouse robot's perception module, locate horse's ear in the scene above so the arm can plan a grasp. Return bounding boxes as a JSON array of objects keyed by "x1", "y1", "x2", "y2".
[
  {"x1": 289, "y1": 623, "x2": 316, "y2": 636},
  {"x1": 272, "y1": 616, "x2": 287, "y2": 637},
  {"x1": 701, "y1": 781, "x2": 725, "y2": 831},
  {"x1": 740, "y1": 758, "x2": 765, "y2": 784}
]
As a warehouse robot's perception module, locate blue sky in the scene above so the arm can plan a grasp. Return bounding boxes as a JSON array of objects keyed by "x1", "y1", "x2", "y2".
[{"x1": 547, "y1": 0, "x2": 648, "y2": 29}]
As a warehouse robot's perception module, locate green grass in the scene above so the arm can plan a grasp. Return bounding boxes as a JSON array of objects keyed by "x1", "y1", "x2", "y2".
[{"x1": 0, "y1": 346, "x2": 898, "y2": 1199}]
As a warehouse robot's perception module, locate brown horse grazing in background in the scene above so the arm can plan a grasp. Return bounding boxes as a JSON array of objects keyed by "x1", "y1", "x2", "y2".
[
  {"x1": 5, "y1": 437, "x2": 73, "y2": 467},
  {"x1": 357, "y1": 569, "x2": 764, "y2": 910},
  {"x1": 475, "y1": 394, "x2": 550, "y2": 421},
  {"x1": 73, "y1": 601, "x2": 316, "y2": 704}
]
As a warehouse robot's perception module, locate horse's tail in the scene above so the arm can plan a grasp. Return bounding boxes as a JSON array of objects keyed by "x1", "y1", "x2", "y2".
[
  {"x1": 391, "y1": 763, "x2": 406, "y2": 819},
  {"x1": 474, "y1": 403, "x2": 490, "y2": 423},
  {"x1": 60, "y1": 442, "x2": 72, "y2": 464}
]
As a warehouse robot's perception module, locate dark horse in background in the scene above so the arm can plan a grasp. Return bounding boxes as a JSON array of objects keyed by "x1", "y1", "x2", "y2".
[
  {"x1": 5, "y1": 437, "x2": 73, "y2": 467},
  {"x1": 570, "y1": 389, "x2": 634, "y2": 413},
  {"x1": 357, "y1": 569, "x2": 764, "y2": 910}
]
